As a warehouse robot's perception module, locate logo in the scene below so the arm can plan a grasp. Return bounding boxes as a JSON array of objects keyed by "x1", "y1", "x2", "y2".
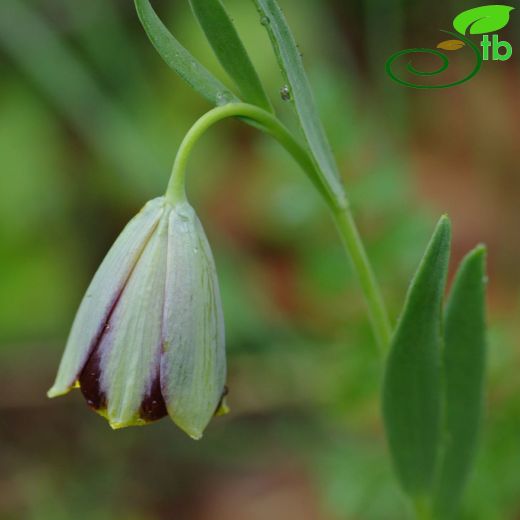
[{"x1": 386, "y1": 5, "x2": 515, "y2": 89}]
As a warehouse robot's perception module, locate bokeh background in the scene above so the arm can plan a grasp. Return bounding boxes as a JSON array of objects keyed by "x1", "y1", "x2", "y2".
[{"x1": 1, "y1": 0, "x2": 519, "y2": 518}]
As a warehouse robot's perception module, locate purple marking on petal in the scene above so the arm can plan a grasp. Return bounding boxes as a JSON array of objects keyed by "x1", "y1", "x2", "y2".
[
  {"x1": 72, "y1": 212, "x2": 164, "y2": 392},
  {"x1": 79, "y1": 350, "x2": 106, "y2": 411},
  {"x1": 140, "y1": 373, "x2": 167, "y2": 422},
  {"x1": 73, "y1": 287, "x2": 124, "y2": 392},
  {"x1": 77, "y1": 286, "x2": 125, "y2": 409}
]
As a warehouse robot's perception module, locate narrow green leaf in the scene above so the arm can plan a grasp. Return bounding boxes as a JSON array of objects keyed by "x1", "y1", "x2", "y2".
[
  {"x1": 433, "y1": 246, "x2": 487, "y2": 518},
  {"x1": 134, "y1": 0, "x2": 239, "y2": 106},
  {"x1": 453, "y1": 5, "x2": 514, "y2": 35},
  {"x1": 0, "y1": 0, "x2": 161, "y2": 190},
  {"x1": 382, "y1": 216, "x2": 451, "y2": 499},
  {"x1": 189, "y1": 0, "x2": 272, "y2": 112},
  {"x1": 252, "y1": 0, "x2": 347, "y2": 207}
]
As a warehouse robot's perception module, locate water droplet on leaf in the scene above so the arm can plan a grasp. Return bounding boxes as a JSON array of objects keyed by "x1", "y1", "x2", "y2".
[
  {"x1": 280, "y1": 85, "x2": 291, "y2": 101},
  {"x1": 216, "y1": 91, "x2": 233, "y2": 106}
]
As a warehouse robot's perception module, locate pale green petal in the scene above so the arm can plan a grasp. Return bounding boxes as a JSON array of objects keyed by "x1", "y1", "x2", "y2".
[
  {"x1": 99, "y1": 214, "x2": 169, "y2": 428},
  {"x1": 161, "y1": 202, "x2": 226, "y2": 439},
  {"x1": 48, "y1": 197, "x2": 166, "y2": 398}
]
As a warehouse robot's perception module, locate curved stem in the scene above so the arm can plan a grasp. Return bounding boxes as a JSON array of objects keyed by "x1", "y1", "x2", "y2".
[
  {"x1": 166, "y1": 102, "x2": 392, "y2": 351},
  {"x1": 166, "y1": 103, "x2": 333, "y2": 207}
]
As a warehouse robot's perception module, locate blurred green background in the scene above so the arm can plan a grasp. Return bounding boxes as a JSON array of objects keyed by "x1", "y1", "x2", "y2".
[{"x1": 1, "y1": 0, "x2": 519, "y2": 518}]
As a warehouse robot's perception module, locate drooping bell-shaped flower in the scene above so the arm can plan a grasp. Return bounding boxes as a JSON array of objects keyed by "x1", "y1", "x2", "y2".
[{"x1": 48, "y1": 197, "x2": 227, "y2": 439}]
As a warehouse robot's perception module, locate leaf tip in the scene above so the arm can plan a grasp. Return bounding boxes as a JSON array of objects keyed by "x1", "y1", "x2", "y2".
[
  {"x1": 463, "y1": 244, "x2": 487, "y2": 265},
  {"x1": 451, "y1": 245, "x2": 488, "y2": 291},
  {"x1": 473, "y1": 243, "x2": 487, "y2": 256},
  {"x1": 436, "y1": 214, "x2": 452, "y2": 238}
]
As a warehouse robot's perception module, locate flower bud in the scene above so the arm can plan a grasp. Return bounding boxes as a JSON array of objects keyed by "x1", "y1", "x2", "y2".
[{"x1": 48, "y1": 197, "x2": 227, "y2": 439}]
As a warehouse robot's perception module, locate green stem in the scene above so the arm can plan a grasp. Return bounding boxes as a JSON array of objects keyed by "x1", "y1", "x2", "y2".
[
  {"x1": 333, "y1": 206, "x2": 392, "y2": 349},
  {"x1": 166, "y1": 103, "x2": 332, "y2": 206},
  {"x1": 413, "y1": 498, "x2": 434, "y2": 520},
  {"x1": 166, "y1": 102, "x2": 392, "y2": 351}
]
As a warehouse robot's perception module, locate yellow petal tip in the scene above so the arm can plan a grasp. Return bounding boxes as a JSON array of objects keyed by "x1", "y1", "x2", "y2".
[
  {"x1": 108, "y1": 415, "x2": 148, "y2": 430},
  {"x1": 215, "y1": 400, "x2": 230, "y2": 417},
  {"x1": 47, "y1": 387, "x2": 69, "y2": 398},
  {"x1": 108, "y1": 421, "x2": 126, "y2": 430}
]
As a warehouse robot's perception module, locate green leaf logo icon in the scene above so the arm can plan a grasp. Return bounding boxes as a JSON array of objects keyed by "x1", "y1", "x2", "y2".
[{"x1": 453, "y1": 5, "x2": 515, "y2": 35}]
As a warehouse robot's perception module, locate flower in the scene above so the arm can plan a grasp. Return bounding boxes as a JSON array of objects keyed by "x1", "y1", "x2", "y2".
[{"x1": 48, "y1": 197, "x2": 227, "y2": 439}]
